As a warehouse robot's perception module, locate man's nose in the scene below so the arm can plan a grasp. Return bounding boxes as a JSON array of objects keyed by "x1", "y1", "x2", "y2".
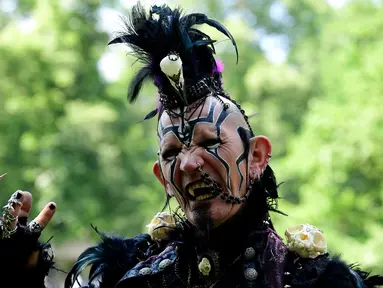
[{"x1": 179, "y1": 151, "x2": 204, "y2": 175}]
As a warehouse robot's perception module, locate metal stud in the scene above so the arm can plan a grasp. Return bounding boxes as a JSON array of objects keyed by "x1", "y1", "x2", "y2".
[
  {"x1": 244, "y1": 247, "x2": 256, "y2": 260},
  {"x1": 138, "y1": 267, "x2": 152, "y2": 276},
  {"x1": 244, "y1": 268, "x2": 258, "y2": 281},
  {"x1": 159, "y1": 259, "x2": 172, "y2": 271}
]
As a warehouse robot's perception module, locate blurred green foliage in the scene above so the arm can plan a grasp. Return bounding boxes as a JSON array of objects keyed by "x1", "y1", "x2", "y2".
[{"x1": 0, "y1": 0, "x2": 382, "y2": 274}]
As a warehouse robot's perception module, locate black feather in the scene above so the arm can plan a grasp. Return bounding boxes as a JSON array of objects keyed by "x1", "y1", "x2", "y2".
[
  {"x1": 128, "y1": 66, "x2": 152, "y2": 102},
  {"x1": 108, "y1": 2, "x2": 238, "y2": 106},
  {"x1": 314, "y1": 256, "x2": 383, "y2": 288},
  {"x1": 194, "y1": 39, "x2": 217, "y2": 47},
  {"x1": 182, "y1": 13, "x2": 239, "y2": 63},
  {"x1": 262, "y1": 165, "x2": 278, "y2": 199},
  {"x1": 362, "y1": 275, "x2": 383, "y2": 287},
  {"x1": 144, "y1": 108, "x2": 158, "y2": 120},
  {"x1": 65, "y1": 228, "x2": 152, "y2": 288},
  {"x1": 351, "y1": 264, "x2": 383, "y2": 288}
]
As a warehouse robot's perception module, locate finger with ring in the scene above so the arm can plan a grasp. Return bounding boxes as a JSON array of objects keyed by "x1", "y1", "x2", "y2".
[
  {"x1": 1, "y1": 191, "x2": 23, "y2": 239},
  {"x1": 8, "y1": 190, "x2": 23, "y2": 206},
  {"x1": 27, "y1": 219, "x2": 43, "y2": 234}
]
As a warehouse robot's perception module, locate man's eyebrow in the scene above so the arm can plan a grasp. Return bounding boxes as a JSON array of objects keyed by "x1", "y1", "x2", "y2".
[
  {"x1": 160, "y1": 136, "x2": 182, "y2": 151},
  {"x1": 193, "y1": 122, "x2": 219, "y2": 136},
  {"x1": 161, "y1": 143, "x2": 179, "y2": 151}
]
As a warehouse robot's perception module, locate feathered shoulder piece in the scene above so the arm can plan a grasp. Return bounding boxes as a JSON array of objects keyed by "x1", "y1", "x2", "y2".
[
  {"x1": 109, "y1": 2, "x2": 238, "y2": 114},
  {"x1": 65, "y1": 229, "x2": 153, "y2": 288}
]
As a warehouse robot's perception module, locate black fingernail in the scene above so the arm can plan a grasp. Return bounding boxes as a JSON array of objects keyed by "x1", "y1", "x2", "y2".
[
  {"x1": 49, "y1": 204, "x2": 56, "y2": 210},
  {"x1": 16, "y1": 191, "x2": 22, "y2": 199}
]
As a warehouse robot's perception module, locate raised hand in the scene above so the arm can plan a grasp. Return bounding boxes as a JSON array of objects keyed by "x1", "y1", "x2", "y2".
[
  {"x1": 0, "y1": 181, "x2": 57, "y2": 269},
  {"x1": 1, "y1": 190, "x2": 56, "y2": 240}
]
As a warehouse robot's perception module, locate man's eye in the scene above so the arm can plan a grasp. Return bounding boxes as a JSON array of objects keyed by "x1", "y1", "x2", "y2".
[
  {"x1": 201, "y1": 139, "x2": 221, "y2": 150},
  {"x1": 162, "y1": 150, "x2": 180, "y2": 161}
]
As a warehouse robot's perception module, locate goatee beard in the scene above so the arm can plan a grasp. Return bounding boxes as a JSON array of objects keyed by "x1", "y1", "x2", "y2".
[{"x1": 193, "y1": 202, "x2": 214, "y2": 241}]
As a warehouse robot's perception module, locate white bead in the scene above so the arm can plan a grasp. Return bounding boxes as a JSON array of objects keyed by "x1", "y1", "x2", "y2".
[
  {"x1": 244, "y1": 247, "x2": 256, "y2": 260},
  {"x1": 244, "y1": 268, "x2": 258, "y2": 281},
  {"x1": 138, "y1": 267, "x2": 152, "y2": 276},
  {"x1": 159, "y1": 259, "x2": 172, "y2": 271}
]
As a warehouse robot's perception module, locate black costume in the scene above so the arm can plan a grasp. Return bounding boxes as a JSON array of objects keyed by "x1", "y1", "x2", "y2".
[{"x1": 1, "y1": 3, "x2": 382, "y2": 288}]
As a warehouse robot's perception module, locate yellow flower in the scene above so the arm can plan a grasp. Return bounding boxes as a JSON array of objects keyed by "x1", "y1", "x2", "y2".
[
  {"x1": 285, "y1": 224, "x2": 327, "y2": 259},
  {"x1": 146, "y1": 212, "x2": 176, "y2": 241}
]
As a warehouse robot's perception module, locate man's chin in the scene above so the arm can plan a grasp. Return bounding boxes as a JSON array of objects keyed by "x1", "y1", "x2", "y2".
[{"x1": 187, "y1": 200, "x2": 232, "y2": 229}]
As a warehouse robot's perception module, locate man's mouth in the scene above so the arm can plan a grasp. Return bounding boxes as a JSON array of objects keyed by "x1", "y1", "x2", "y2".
[{"x1": 185, "y1": 180, "x2": 219, "y2": 201}]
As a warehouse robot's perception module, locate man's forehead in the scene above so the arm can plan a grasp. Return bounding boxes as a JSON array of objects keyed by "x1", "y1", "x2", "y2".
[
  {"x1": 157, "y1": 96, "x2": 248, "y2": 140},
  {"x1": 159, "y1": 96, "x2": 240, "y2": 126}
]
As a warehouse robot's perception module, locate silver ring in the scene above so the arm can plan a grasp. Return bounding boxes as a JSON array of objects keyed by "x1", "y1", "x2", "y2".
[
  {"x1": 0, "y1": 191, "x2": 23, "y2": 239},
  {"x1": 27, "y1": 219, "x2": 43, "y2": 234},
  {"x1": 0, "y1": 216, "x2": 17, "y2": 239},
  {"x1": 1, "y1": 205, "x2": 18, "y2": 239},
  {"x1": 7, "y1": 191, "x2": 22, "y2": 206},
  {"x1": 0, "y1": 224, "x2": 17, "y2": 239},
  {"x1": 3, "y1": 209, "x2": 18, "y2": 222},
  {"x1": 196, "y1": 162, "x2": 202, "y2": 171}
]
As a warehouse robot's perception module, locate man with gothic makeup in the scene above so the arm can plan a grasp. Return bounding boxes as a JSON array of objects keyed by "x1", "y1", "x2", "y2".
[{"x1": 0, "y1": 3, "x2": 382, "y2": 288}]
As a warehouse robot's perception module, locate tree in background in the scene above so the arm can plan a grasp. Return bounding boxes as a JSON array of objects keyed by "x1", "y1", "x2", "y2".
[{"x1": 0, "y1": 0, "x2": 381, "y2": 274}]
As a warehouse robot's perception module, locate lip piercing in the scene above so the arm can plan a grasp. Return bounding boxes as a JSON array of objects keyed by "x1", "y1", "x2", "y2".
[{"x1": 196, "y1": 162, "x2": 209, "y2": 179}]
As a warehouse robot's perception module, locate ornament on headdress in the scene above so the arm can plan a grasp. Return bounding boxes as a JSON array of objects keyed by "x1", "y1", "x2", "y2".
[{"x1": 160, "y1": 52, "x2": 186, "y2": 105}]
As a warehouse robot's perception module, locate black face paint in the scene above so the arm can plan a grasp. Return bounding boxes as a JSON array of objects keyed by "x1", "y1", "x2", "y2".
[
  {"x1": 160, "y1": 100, "x2": 215, "y2": 144},
  {"x1": 237, "y1": 127, "x2": 252, "y2": 191},
  {"x1": 159, "y1": 98, "x2": 251, "y2": 203}
]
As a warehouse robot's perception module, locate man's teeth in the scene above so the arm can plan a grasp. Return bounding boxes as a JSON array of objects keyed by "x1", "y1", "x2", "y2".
[
  {"x1": 188, "y1": 182, "x2": 213, "y2": 199},
  {"x1": 188, "y1": 186, "x2": 195, "y2": 197},
  {"x1": 196, "y1": 194, "x2": 211, "y2": 200}
]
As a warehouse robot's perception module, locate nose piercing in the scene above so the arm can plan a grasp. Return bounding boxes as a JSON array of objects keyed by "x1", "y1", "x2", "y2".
[{"x1": 196, "y1": 162, "x2": 202, "y2": 172}]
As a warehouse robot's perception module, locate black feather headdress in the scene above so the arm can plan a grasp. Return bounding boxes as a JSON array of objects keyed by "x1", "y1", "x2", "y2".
[{"x1": 109, "y1": 2, "x2": 238, "y2": 114}]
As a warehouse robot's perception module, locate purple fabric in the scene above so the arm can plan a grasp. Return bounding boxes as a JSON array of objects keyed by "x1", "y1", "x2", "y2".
[{"x1": 263, "y1": 228, "x2": 289, "y2": 288}]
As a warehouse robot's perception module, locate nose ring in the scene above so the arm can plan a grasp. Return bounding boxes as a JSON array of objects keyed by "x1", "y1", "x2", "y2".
[{"x1": 196, "y1": 162, "x2": 202, "y2": 172}]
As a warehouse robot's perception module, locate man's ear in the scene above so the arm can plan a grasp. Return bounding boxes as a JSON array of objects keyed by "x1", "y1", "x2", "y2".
[
  {"x1": 152, "y1": 161, "x2": 166, "y2": 187},
  {"x1": 248, "y1": 136, "x2": 272, "y2": 178}
]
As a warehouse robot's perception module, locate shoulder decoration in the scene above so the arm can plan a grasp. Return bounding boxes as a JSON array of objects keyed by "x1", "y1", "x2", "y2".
[
  {"x1": 285, "y1": 224, "x2": 327, "y2": 259},
  {"x1": 146, "y1": 212, "x2": 176, "y2": 241}
]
